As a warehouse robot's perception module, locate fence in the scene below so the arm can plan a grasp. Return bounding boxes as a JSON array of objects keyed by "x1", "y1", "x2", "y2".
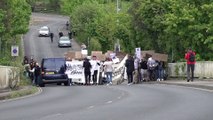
[{"x1": 168, "y1": 61, "x2": 213, "y2": 78}]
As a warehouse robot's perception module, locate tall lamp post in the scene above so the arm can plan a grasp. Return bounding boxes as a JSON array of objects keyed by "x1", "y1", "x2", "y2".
[{"x1": 115, "y1": 0, "x2": 121, "y2": 52}]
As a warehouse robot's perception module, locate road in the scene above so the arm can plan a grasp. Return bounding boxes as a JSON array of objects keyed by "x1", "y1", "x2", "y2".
[
  {"x1": 1, "y1": 84, "x2": 213, "y2": 120},
  {"x1": 23, "y1": 13, "x2": 81, "y2": 64},
  {"x1": 1, "y1": 13, "x2": 213, "y2": 120}
]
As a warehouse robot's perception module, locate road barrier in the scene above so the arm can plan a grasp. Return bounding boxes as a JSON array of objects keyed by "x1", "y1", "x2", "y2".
[{"x1": 0, "y1": 66, "x2": 20, "y2": 90}]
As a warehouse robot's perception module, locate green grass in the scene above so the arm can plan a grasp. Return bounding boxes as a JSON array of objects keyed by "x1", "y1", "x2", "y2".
[{"x1": 6, "y1": 86, "x2": 39, "y2": 100}]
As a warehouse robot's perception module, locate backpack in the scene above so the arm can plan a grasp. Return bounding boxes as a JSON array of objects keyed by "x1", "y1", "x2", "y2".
[{"x1": 189, "y1": 52, "x2": 195, "y2": 62}]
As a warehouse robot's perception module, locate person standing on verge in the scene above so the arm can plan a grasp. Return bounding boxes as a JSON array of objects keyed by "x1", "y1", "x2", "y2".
[
  {"x1": 90, "y1": 56, "x2": 100, "y2": 85},
  {"x1": 125, "y1": 55, "x2": 135, "y2": 85},
  {"x1": 83, "y1": 58, "x2": 92, "y2": 85},
  {"x1": 185, "y1": 48, "x2": 196, "y2": 82},
  {"x1": 29, "y1": 62, "x2": 41, "y2": 86},
  {"x1": 50, "y1": 32, "x2": 54, "y2": 42},
  {"x1": 133, "y1": 56, "x2": 140, "y2": 84},
  {"x1": 103, "y1": 58, "x2": 114, "y2": 85}
]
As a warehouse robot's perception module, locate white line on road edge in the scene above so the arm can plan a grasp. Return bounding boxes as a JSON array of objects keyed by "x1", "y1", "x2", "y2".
[
  {"x1": 39, "y1": 113, "x2": 62, "y2": 120},
  {"x1": 106, "y1": 101, "x2": 113, "y2": 104},
  {"x1": 87, "y1": 106, "x2": 94, "y2": 109},
  {"x1": 167, "y1": 84, "x2": 213, "y2": 93}
]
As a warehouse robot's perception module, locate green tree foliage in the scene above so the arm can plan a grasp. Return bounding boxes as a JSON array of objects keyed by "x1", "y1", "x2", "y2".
[
  {"x1": 129, "y1": 0, "x2": 213, "y2": 61},
  {"x1": 61, "y1": 0, "x2": 133, "y2": 53},
  {"x1": 61, "y1": 0, "x2": 212, "y2": 60},
  {"x1": 0, "y1": 0, "x2": 31, "y2": 65}
]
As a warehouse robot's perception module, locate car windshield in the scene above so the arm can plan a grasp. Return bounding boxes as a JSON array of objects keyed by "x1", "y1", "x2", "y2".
[
  {"x1": 43, "y1": 59, "x2": 55, "y2": 70},
  {"x1": 60, "y1": 37, "x2": 69, "y2": 42},
  {"x1": 43, "y1": 58, "x2": 65, "y2": 70},
  {"x1": 40, "y1": 27, "x2": 48, "y2": 31}
]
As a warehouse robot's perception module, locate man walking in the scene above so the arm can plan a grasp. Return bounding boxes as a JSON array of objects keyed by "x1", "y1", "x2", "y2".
[
  {"x1": 50, "y1": 32, "x2": 54, "y2": 42},
  {"x1": 185, "y1": 48, "x2": 196, "y2": 82}
]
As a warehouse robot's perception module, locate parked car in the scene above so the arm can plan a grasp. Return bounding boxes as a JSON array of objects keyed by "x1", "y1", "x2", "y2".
[
  {"x1": 38, "y1": 26, "x2": 50, "y2": 37},
  {"x1": 39, "y1": 58, "x2": 70, "y2": 87},
  {"x1": 58, "y1": 36, "x2": 71, "y2": 47}
]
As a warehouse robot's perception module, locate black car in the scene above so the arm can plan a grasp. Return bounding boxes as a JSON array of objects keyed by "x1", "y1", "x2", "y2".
[{"x1": 39, "y1": 58, "x2": 70, "y2": 87}]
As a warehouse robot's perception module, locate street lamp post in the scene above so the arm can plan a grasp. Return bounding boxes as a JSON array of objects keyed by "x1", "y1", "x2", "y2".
[{"x1": 115, "y1": 0, "x2": 121, "y2": 52}]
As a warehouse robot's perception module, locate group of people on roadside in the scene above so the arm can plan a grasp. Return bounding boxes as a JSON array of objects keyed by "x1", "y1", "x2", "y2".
[
  {"x1": 22, "y1": 48, "x2": 196, "y2": 87},
  {"x1": 49, "y1": 21, "x2": 72, "y2": 43},
  {"x1": 125, "y1": 54, "x2": 167, "y2": 85},
  {"x1": 22, "y1": 56, "x2": 41, "y2": 86},
  {"x1": 82, "y1": 56, "x2": 114, "y2": 86}
]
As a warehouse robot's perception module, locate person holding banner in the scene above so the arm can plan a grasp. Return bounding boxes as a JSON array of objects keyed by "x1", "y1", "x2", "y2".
[
  {"x1": 90, "y1": 56, "x2": 100, "y2": 85},
  {"x1": 83, "y1": 58, "x2": 92, "y2": 85},
  {"x1": 103, "y1": 58, "x2": 114, "y2": 85}
]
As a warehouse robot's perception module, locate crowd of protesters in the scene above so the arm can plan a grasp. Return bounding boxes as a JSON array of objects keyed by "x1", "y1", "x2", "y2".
[
  {"x1": 125, "y1": 54, "x2": 167, "y2": 85},
  {"x1": 22, "y1": 54, "x2": 168, "y2": 87}
]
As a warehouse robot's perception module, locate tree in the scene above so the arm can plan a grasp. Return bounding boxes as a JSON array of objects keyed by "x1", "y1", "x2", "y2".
[
  {"x1": 129, "y1": 0, "x2": 213, "y2": 61},
  {"x1": 0, "y1": 0, "x2": 31, "y2": 65}
]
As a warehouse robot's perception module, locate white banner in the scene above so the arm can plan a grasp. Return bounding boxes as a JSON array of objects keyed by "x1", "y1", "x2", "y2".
[{"x1": 65, "y1": 61, "x2": 85, "y2": 83}]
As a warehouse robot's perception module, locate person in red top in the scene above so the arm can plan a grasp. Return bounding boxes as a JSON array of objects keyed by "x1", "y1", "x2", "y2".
[{"x1": 185, "y1": 48, "x2": 196, "y2": 82}]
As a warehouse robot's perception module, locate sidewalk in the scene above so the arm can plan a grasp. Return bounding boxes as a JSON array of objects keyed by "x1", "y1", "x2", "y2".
[
  {"x1": 120, "y1": 78, "x2": 213, "y2": 91},
  {"x1": 158, "y1": 79, "x2": 213, "y2": 91}
]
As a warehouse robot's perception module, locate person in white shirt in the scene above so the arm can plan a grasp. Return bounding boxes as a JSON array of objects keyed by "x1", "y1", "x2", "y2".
[
  {"x1": 90, "y1": 56, "x2": 100, "y2": 85},
  {"x1": 103, "y1": 57, "x2": 114, "y2": 85}
]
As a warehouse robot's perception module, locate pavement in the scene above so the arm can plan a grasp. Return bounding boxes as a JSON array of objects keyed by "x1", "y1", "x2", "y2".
[
  {"x1": 0, "y1": 79, "x2": 213, "y2": 101},
  {"x1": 158, "y1": 79, "x2": 213, "y2": 91}
]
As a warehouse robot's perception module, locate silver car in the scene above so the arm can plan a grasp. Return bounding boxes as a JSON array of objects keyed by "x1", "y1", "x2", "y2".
[
  {"x1": 39, "y1": 26, "x2": 50, "y2": 37},
  {"x1": 58, "y1": 36, "x2": 72, "y2": 47}
]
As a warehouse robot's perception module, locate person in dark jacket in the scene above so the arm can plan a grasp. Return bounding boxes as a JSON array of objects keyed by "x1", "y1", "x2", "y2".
[
  {"x1": 30, "y1": 62, "x2": 41, "y2": 86},
  {"x1": 68, "y1": 31, "x2": 72, "y2": 39},
  {"x1": 125, "y1": 55, "x2": 135, "y2": 85},
  {"x1": 59, "y1": 32, "x2": 63, "y2": 38},
  {"x1": 83, "y1": 58, "x2": 92, "y2": 85},
  {"x1": 140, "y1": 58, "x2": 148, "y2": 81},
  {"x1": 50, "y1": 32, "x2": 54, "y2": 42}
]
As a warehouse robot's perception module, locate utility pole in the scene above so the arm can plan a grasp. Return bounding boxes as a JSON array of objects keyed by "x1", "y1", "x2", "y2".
[
  {"x1": 115, "y1": 0, "x2": 121, "y2": 52},
  {"x1": 117, "y1": 0, "x2": 120, "y2": 14}
]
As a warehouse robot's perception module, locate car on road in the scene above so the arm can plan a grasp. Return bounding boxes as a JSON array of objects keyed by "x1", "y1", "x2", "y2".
[
  {"x1": 58, "y1": 36, "x2": 72, "y2": 47},
  {"x1": 39, "y1": 58, "x2": 70, "y2": 87},
  {"x1": 38, "y1": 26, "x2": 50, "y2": 37}
]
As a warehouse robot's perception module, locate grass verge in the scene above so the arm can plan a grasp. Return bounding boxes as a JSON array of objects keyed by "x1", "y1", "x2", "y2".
[{"x1": 0, "y1": 86, "x2": 39, "y2": 101}]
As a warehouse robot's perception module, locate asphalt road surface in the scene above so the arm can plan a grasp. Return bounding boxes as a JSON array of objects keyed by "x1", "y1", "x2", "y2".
[
  {"x1": 1, "y1": 13, "x2": 213, "y2": 120},
  {"x1": 23, "y1": 13, "x2": 81, "y2": 64},
  {"x1": 0, "y1": 84, "x2": 213, "y2": 120}
]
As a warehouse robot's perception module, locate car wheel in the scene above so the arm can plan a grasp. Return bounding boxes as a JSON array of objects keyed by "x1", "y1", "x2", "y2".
[
  {"x1": 39, "y1": 83, "x2": 45, "y2": 87},
  {"x1": 57, "y1": 83, "x2": 61, "y2": 85},
  {"x1": 65, "y1": 78, "x2": 72, "y2": 86}
]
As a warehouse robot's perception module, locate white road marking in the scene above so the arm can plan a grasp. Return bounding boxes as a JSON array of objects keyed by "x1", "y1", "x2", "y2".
[
  {"x1": 39, "y1": 113, "x2": 62, "y2": 120},
  {"x1": 87, "y1": 106, "x2": 94, "y2": 109},
  {"x1": 106, "y1": 101, "x2": 113, "y2": 104}
]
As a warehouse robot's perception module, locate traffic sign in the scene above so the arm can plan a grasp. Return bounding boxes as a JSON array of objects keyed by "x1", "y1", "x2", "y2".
[{"x1": 11, "y1": 45, "x2": 19, "y2": 56}]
